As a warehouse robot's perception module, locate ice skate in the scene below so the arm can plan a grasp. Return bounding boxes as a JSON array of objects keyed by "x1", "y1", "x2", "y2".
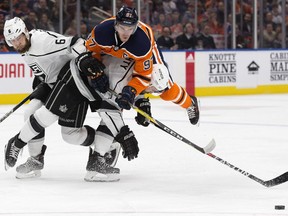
[
  {"x1": 16, "y1": 145, "x2": 47, "y2": 179},
  {"x1": 4, "y1": 134, "x2": 24, "y2": 170},
  {"x1": 104, "y1": 142, "x2": 121, "y2": 167},
  {"x1": 187, "y1": 96, "x2": 200, "y2": 125},
  {"x1": 84, "y1": 148, "x2": 120, "y2": 182}
]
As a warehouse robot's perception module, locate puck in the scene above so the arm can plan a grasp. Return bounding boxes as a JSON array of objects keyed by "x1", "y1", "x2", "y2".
[{"x1": 275, "y1": 205, "x2": 285, "y2": 210}]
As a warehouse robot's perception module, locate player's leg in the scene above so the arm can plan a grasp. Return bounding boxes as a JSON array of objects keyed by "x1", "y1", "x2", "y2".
[
  {"x1": 17, "y1": 114, "x2": 46, "y2": 179},
  {"x1": 4, "y1": 106, "x2": 58, "y2": 170},
  {"x1": 4, "y1": 68, "x2": 74, "y2": 169},
  {"x1": 94, "y1": 124, "x2": 121, "y2": 167},
  {"x1": 160, "y1": 82, "x2": 199, "y2": 125},
  {"x1": 83, "y1": 119, "x2": 121, "y2": 182},
  {"x1": 96, "y1": 103, "x2": 139, "y2": 162},
  {"x1": 16, "y1": 83, "x2": 52, "y2": 178},
  {"x1": 57, "y1": 95, "x2": 120, "y2": 182},
  {"x1": 149, "y1": 58, "x2": 200, "y2": 125}
]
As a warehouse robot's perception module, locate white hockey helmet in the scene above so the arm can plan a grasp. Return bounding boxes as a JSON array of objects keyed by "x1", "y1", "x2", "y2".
[
  {"x1": 3, "y1": 17, "x2": 29, "y2": 47},
  {"x1": 151, "y1": 64, "x2": 170, "y2": 91}
]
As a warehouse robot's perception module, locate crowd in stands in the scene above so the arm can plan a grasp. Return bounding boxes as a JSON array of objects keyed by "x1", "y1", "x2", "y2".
[{"x1": 0, "y1": 0, "x2": 287, "y2": 52}]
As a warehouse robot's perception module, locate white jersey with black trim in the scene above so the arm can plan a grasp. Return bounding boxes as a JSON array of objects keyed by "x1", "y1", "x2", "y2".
[{"x1": 22, "y1": 29, "x2": 86, "y2": 84}]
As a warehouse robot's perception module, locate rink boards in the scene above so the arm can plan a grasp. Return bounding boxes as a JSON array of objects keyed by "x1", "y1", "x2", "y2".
[{"x1": 1, "y1": 49, "x2": 288, "y2": 104}]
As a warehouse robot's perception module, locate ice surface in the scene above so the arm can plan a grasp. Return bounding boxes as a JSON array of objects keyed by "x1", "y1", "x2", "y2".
[{"x1": 0, "y1": 94, "x2": 287, "y2": 216}]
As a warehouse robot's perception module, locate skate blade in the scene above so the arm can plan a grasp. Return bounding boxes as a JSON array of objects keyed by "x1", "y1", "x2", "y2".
[
  {"x1": 16, "y1": 170, "x2": 41, "y2": 179},
  {"x1": 84, "y1": 171, "x2": 120, "y2": 182}
]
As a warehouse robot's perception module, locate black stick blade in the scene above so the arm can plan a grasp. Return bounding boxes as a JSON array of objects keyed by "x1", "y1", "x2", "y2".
[{"x1": 264, "y1": 172, "x2": 288, "y2": 187}]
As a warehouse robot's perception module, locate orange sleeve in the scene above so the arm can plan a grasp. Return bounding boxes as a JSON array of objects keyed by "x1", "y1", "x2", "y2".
[
  {"x1": 127, "y1": 52, "x2": 153, "y2": 95},
  {"x1": 85, "y1": 30, "x2": 102, "y2": 60}
]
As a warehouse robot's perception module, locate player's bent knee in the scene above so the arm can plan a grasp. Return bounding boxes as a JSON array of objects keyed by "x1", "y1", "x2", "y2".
[
  {"x1": 24, "y1": 99, "x2": 43, "y2": 121},
  {"x1": 34, "y1": 106, "x2": 58, "y2": 127},
  {"x1": 61, "y1": 125, "x2": 95, "y2": 146}
]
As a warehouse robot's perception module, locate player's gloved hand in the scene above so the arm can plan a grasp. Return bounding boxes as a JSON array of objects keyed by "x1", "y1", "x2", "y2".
[
  {"x1": 90, "y1": 73, "x2": 109, "y2": 93},
  {"x1": 116, "y1": 86, "x2": 136, "y2": 110},
  {"x1": 134, "y1": 97, "x2": 151, "y2": 127},
  {"x1": 115, "y1": 125, "x2": 139, "y2": 161},
  {"x1": 75, "y1": 52, "x2": 105, "y2": 76}
]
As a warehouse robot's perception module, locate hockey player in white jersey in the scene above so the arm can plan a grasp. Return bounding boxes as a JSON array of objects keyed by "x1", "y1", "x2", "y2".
[{"x1": 3, "y1": 17, "x2": 138, "y2": 182}]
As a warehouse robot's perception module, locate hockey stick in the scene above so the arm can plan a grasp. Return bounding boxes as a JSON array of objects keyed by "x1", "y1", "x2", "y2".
[
  {"x1": 108, "y1": 89, "x2": 216, "y2": 154},
  {"x1": 0, "y1": 93, "x2": 31, "y2": 123},
  {"x1": 135, "y1": 100, "x2": 288, "y2": 187},
  {"x1": 109, "y1": 89, "x2": 288, "y2": 187},
  {"x1": 207, "y1": 153, "x2": 288, "y2": 187}
]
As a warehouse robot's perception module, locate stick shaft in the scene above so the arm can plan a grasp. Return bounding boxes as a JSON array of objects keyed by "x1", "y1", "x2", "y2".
[
  {"x1": 0, "y1": 94, "x2": 31, "y2": 123},
  {"x1": 207, "y1": 152, "x2": 288, "y2": 187}
]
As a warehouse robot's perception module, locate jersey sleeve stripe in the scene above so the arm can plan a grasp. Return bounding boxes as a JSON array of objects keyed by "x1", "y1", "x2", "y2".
[
  {"x1": 152, "y1": 46, "x2": 164, "y2": 64},
  {"x1": 28, "y1": 47, "x2": 68, "y2": 57},
  {"x1": 132, "y1": 74, "x2": 151, "y2": 82}
]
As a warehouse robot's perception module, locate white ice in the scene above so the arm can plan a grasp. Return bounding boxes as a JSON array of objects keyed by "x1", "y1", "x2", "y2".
[{"x1": 0, "y1": 94, "x2": 288, "y2": 216}]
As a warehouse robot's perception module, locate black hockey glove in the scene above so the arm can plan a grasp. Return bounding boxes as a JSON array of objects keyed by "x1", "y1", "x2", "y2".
[
  {"x1": 30, "y1": 82, "x2": 52, "y2": 103},
  {"x1": 134, "y1": 97, "x2": 151, "y2": 127},
  {"x1": 116, "y1": 86, "x2": 136, "y2": 110},
  {"x1": 90, "y1": 73, "x2": 109, "y2": 93},
  {"x1": 115, "y1": 125, "x2": 139, "y2": 161},
  {"x1": 75, "y1": 52, "x2": 105, "y2": 76}
]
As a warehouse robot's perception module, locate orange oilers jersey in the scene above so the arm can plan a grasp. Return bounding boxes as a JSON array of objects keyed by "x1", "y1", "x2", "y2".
[{"x1": 85, "y1": 18, "x2": 155, "y2": 95}]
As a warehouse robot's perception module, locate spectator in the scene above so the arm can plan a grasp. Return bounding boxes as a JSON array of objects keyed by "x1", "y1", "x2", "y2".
[
  {"x1": 64, "y1": 19, "x2": 77, "y2": 36},
  {"x1": 263, "y1": 22, "x2": 276, "y2": 48},
  {"x1": 175, "y1": 22, "x2": 196, "y2": 50},
  {"x1": 169, "y1": 10, "x2": 183, "y2": 39},
  {"x1": 24, "y1": 11, "x2": 38, "y2": 31},
  {"x1": 153, "y1": 13, "x2": 171, "y2": 39},
  {"x1": 50, "y1": 0, "x2": 71, "y2": 33},
  {"x1": 0, "y1": 38, "x2": 9, "y2": 52},
  {"x1": 175, "y1": 0, "x2": 188, "y2": 14},
  {"x1": 207, "y1": 11, "x2": 224, "y2": 34},
  {"x1": 242, "y1": 13, "x2": 253, "y2": 37},
  {"x1": 264, "y1": 12, "x2": 274, "y2": 27},
  {"x1": 37, "y1": 13, "x2": 55, "y2": 31},
  {"x1": 33, "y1": 0, "x2": 50, "y2": 20},
  {"x1": 271, "y1": 3, "x2": 282, "y2": 26},
  {"x1": 227, "y1": 25, "x2": 247, "y2": 49},
  {"x1": 273, "y1": 31, "x2": 283, "y2": 48},
  {"x1": 196, "y1": 24, "x2": 216, "y2": 49},
  {"x1": 162, "y1": 0, "x2": 177, "y2": 15},
  {"x1": 156, "y1": 26, "x2": 176, "y2": 50},
  {"x1": 216, "y1": 1, "x2": 225, "y2": 26},
  {"x1": 80, "y1": 21, "x2": 89, "y2": 39},
  {"x1": 13, "y1": 0, "x2": 30, "y2": 18},
  {"x1": 181, "y1": 3, "x2": 195, "y2": 24}
]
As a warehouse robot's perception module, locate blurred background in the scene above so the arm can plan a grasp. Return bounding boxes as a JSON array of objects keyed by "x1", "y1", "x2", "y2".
[{"x1": 0, "y1": 0, "x2": 287, "y2": 52}]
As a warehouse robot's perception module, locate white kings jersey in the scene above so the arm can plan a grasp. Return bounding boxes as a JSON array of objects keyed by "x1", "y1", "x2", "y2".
[
  {"x1": 102, "y1": 54, "x2": 134, "y2": 95},
  {"x1": 22, "y1": 29, "x2": 86, "y2": 85}
]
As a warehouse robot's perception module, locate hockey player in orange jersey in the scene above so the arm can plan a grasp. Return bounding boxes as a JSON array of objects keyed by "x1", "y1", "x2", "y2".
[{"x1": 85, "y1": 5, "x2": 199, "y2": 126}]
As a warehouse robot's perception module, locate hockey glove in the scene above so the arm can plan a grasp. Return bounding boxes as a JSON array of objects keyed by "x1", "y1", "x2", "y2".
[
  {"x1": 134, "y1": 97, "x2": 151, "y2": 127},
  {"x1": 75, "y1": 52, "x2": 105, "y2": 76},
  {"x1": 115, "y1": 125, "x2": 139, "y2": 161},
  {"x1": 116, "y1": 86, "x2": 136, "y2": 110},
  {"x1": 90, "y1": 73, "x2": 109, "y2": 93}
]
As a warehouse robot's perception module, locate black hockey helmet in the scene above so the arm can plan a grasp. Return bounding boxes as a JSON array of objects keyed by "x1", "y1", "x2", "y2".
[{"x1": 115, "y1": 6, "x2": 138, "y2": 26}]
